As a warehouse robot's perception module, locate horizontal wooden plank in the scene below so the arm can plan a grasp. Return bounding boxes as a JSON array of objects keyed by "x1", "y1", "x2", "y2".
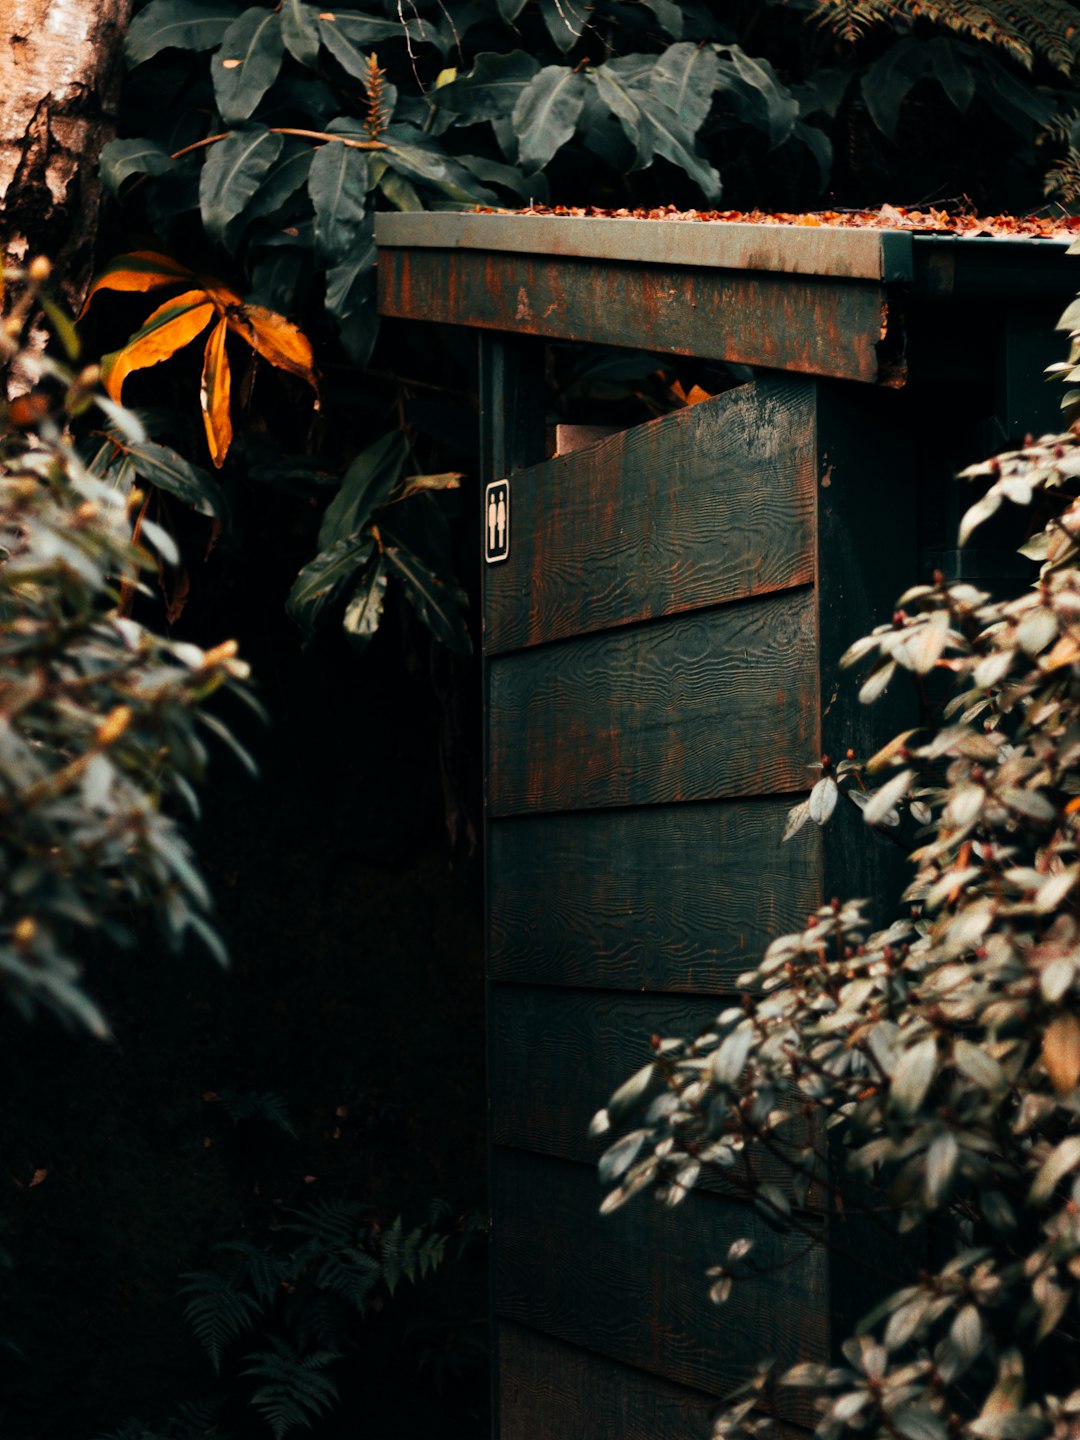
[
  {"x1": 490, "y1": 985, "x2": 817, "y2": 1202},
  {"x1": 485, "y1": 378, "x2": 817, "y2": 654},
  {"x1": 494, "y1": 1149, "x2": 826, "y2": 1422},
  {"x1": 488, "y1": 590, "x2": 818, "y2": 816},
  {"x1": 375, "y1": 212, "x2": 915, "y2": 282},
  {"x1": 488, "y1": 800, "x2": 820, "y2": 992},
  {"x1": 378, "y1": 249, "x2": 899, "y2": 384},
  {"x1": 498, "y1": 1321, "x2": 721, "y2": 1440}
]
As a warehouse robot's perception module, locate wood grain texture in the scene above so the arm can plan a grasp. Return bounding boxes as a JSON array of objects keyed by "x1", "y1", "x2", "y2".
[
  {"x1": 490, "y1": 985, "x2": 817, "y2": 1201},
  {"x1": 488, "y1": 799, "x2": 820, "y2": 992},
  {"x1": 378, "y1": 248, "x2": 897, "y2": 384},
  {"x1": 484, "y1": 379, "x2": 817, "y2": 655},
  {"x1": 494, "y1": 1148, "x2": 826, "y2": 1421},
  {"x1": 488, "y1": 589, "x2": 818, "y2": 816},
  {"x1": 498, "y1": 1321, "x2": 720, "y2": 1440}
]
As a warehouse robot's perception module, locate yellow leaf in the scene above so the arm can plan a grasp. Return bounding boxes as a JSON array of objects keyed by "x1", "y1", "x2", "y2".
[
  {"x1": 200, "y1": 317, "x2": 233, "y2": 469},
  {"x1": 1043, "y1": 1013, "x2": 1080, "y2": 1095},
  {"x1": 79, "y1": 250, "x2": 195, "y2": 319},
  {"x1": 226, "y1": 304, "x2": 318, "y2": 393},
  {"x1": 102, "y1": 290, "x2": 215, "y2": 402}
]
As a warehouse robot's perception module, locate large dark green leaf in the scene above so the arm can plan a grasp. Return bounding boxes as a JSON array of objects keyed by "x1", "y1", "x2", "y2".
[
  {"x1": 434, "y1": 51, "x2": 541, "y2": 122},
  {"x1": 539, "y1": 0, "x2": 590, "y2": 54},
  {"x1": 286, "y1": 533, "x2": 374, "y2": 634},
  {"x1": 234, "y1": 140, "x2": 313, "y2": 234},
  {"x1": 318, "y1": 432, "x2": 407, "y2": 550},
  {"x1": 325, "y1": 237, "x2": 378, "y2": 365},
  {"x1": 211, "y1": 8, "x2": 285, "y2": 124},
  {"x1": 928, "y1": 38, "x2": 976, "y2": 113},
  {"x1": 123, "y1": 440, "x2": 228, "y2": 519},
  {"x1": 342, "y1": 553, "x2": 387, "y2": 653},
  {"x1": 307, "y1": 143, "x2": 369, "y2": 268},
  {"x1": 199, "y1": 125, "x2": 283, "y2": 245},
  {"x1": 383, "y1": 544, "x2": 471, "y2": 656},
  {"x1": 250, "y1": 245, "x2": 308, "y2": 313},
  {"x1": 650, "y1": 42, "x2": 719, "y2": 138},
  {"x1": 125, "y1": 0, "x2": 242, "y2": 66},
  {"x1": 378, "y1": 125, "x2": 497, "y2": 203},
  {"x1": 457, "y1": 153, "x2": 538, "y2": 200},
  {"x1": 280, "y1": 0, "x2": 321, "y2": 68},
  {"x1": 714, "y1": 46, "x2": 798, "y2": 147},
  {"x1": 317, "y1": 11, "x2": 425, "y2": 81},
  {"x1": 590, "y1": 61, "x2": 653, "y2": 169},
  {"x1": 641, "y1": 0, "x2": 683, "y2": 38},
  {"x1": 100, "y1": 139, "x2": 176, "y2": 198},
  {"x1": 860, "y1": 39, "x2": 936, "y2": 140},
  {"x1": 497, "y1": 0, "x2": 528, "y2": 20},
  {"x1": 513, "y1": 66, "x2": 589, "y2": 170}
]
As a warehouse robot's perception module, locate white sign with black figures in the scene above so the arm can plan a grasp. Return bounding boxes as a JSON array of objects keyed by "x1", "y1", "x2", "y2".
[{"x1": 485, "y1": 479, "x2": 510, "y2": 564}]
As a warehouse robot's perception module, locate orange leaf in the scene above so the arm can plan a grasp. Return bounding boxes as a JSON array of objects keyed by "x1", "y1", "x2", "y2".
[
  {"x1": 200, "y1": 317, "x2": 233, "y2": 468},
  {"x1": 226, "y1": 304, "x2": 318, "y2": 393},
  {"x1": 1043, "y1": 1013, "x2": 1080, "y2": 1095},
  {"x1": 102, "y1": 290, "x2": 215, "y2": 402},
  {"x1": 28, "y1": 1168, "x2": 47, "y2": 1188},
  {"x1": 79, "y1": 250, "x2": 195, "y2": 319}
]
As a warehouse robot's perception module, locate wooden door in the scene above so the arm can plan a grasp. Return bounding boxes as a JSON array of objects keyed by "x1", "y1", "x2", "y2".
[{"x1": 480, "y1": 346, "x2": 916, "y2": 1439}]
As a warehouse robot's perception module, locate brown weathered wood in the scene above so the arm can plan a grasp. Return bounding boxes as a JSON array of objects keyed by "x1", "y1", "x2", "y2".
[
  {"x1": 493, "y1": 1148, "x2": 826, "y2": 1422},
  {"x1": 485, "y1": 378, "x2": 817, "y2": 654},
  {"x1": 490, "y1": 985, "x2": 817, "y2": 1201},
  {"x1": 498, "y1": 1321, "x2": 721, "y2": 1440},
  {"x1": 379, "y1": 248, "x2": 900, "y2": 384},
  {"x1": 488, "y1": 589, "x2": 818, "y2": 816},
  {"x1": 488, "y1": 799, "x2": 820, "y2": 992}
]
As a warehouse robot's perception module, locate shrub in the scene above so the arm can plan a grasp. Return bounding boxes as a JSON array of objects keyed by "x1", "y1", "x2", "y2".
[
  {"x1": 593, "y1": 269, "x2": 1080, "y2": 1439},
  {"x1": 0, "y1": 260, "x2": 250, "y2": 1037}
]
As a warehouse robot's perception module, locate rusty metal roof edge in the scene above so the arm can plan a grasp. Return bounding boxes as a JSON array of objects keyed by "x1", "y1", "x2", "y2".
[{"x1": 374, "y1": 211, "x2": 914, "y2": 282}]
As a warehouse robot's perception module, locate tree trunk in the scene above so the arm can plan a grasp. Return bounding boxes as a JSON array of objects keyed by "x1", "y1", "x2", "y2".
[{"x1": 0, "y1": 0, "x2": 130, "y2": 307}]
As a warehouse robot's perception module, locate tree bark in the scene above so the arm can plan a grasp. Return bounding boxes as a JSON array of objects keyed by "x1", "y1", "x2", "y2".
[{"x1": 0, "y1": 0, "x2": 130, "y2": 307}]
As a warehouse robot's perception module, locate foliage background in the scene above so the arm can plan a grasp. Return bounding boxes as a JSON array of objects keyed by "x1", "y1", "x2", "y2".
[{"x1": 6, "y1": 1, "x2": 1080, "y2": 1436}]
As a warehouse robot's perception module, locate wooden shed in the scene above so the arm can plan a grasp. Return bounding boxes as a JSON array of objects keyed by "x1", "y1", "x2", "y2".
[{"x1": 373, "y1": 212, "x2": 1077, "y2": 1439}]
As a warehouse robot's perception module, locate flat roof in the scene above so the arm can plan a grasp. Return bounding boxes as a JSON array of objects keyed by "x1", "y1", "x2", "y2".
[{"x1": 374, "y1": 211, "x2": 1075, "y2": 286}]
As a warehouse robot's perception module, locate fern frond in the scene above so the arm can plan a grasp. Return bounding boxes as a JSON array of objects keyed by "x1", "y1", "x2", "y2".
[
  {"x1": 283, "y1": 1196, "x2": 366, "y2": 1253},
  {"x1": 242, "y1": 1337, "x2": 340, "y2": 1440},
  {"x1": 165, "y1": 1396, "x2": 229, "y2": 1440},
  {"x1": 1045, "y1": 145, "x2": 1080, "y2": 201},
  {"x1": 180, "y1": 1271, "x2": 264, "y2": 1374},
  {"x1": 218, "y1": 1089, "x2": 297, "y2": 1138},
  {"x1": 812, "y1": 0, "x2": 1080, "y2": 73},
  {"x1": 284, "y1": 1287, "x2": 351, "y2": 1352},
  {"x1": 316, "y1": 1250, "x2": 382, "y2": 1312},
  {"x1": 217, "y1": 1240, "x2": 293, "y2": 1306}
]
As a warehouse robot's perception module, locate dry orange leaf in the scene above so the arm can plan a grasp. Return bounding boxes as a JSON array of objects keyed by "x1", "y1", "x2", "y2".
[
  {"x1": 103, "y1": 290, "x2": 216, "y2": 402},
  {"x1": 1043, "y1": 1013, "x2": 1080, "y2": 1095},
  {"x1": 200, "y1": 317, "x2": 233, "y2": 469},
  {"x1": 225, "y1": 304, "x2": 318, "y2": 393},
  {"x1": 29, "y1": 1168, "x2": 47, "y2": 1188},
  {"x1": 78, "y1": 250, "x2": 195, "y2": 319}
]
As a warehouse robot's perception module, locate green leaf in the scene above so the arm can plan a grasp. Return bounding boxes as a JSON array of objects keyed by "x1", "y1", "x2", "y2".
[
  {"x1": 378, "y1": 124, "x2": 498, "y2": 204},
  {"x1": 342, "y1": 554, "x2": 387, "y2": 653},
  {"x1": 324, "y1": 226, "x2": 377, "y2": 366},
  {"x1": 642, "y1": 98, "x2": 722, "y2": 201},
  {"x1": 125, "y1": 0, "x2": 242, "y2": 66},
  {"x1": 378, "y1": 167, "x2": 424, "y2": 211},
  {"x1": 457, "y1": 153, "x2": 537, "y2": 200},
  {"x1": 539, "y1": 0, "x2": 590, "y2": 53},
  {"x1": 434, "y1": 50, "x2": 541, "y2": 121},
  {"x1": 199, "y1": 124, "x2": 283, "y2": 245},
  {"x1": 286, "y1": 533, "x2": 375, "y2": 634},
  {"x1": 123, "y1": 440, "x2": 228, "y2": 519},
  {"x1": 317, "y1": 11, "x2": 424, "y2": 80},
  {"x1": 233, "y1": 140, "x2": 313, "y2": 236},
  {"x1": 383, "y1": 544, "x2": 471, "y2": 655},
  {"x1": 212, "y1": 8, "x2": 285, "y2": 125},
  {"x1": 308, "y1": 143, "x2": 369, "y2": 268},
  {"x1": 714, "y1": 46, "x2": 798, "y2": 147},
  {"x1": 861, "y1": 39, "x2": 935, "y2": 140},
  {"x1": 591, "y1": 62, "x2": 652, "y2": 168},
  {"x1": 513, "y1": 66, "x2": 589, "y2": 170},
  {"x1": 649, "y1": 42, "x2": 719, "y2": 138},
  {"x1": 99, "y1": 139, "x2": 175, "y2": 198},
  {"x1": 318, "y1": 432, "x2": 407, "y2": 550},
  {"x1": 642, "y1": 0, "x2": 682, "y2": 37},
  {"x1": 280, "y1": 0, "x2": 321, "y2": 67},
  {"x1": 497, "y1": 0, "x2": 528, "y2": 19}
]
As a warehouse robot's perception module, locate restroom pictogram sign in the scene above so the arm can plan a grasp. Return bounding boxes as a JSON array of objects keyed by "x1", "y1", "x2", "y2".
[{"x1": 485, "y1": 479, "x2": 510, "y2": 564}]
